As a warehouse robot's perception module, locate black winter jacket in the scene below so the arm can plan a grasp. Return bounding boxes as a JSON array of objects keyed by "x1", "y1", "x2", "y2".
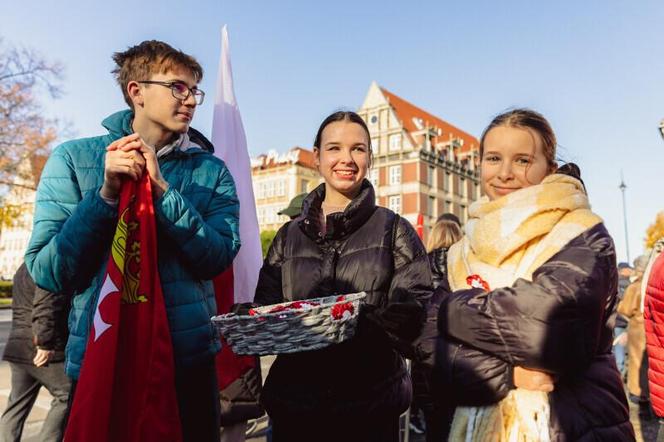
[
  {"x1": 3, "y1": 263, "x2": 69, "y2": 364},
  {"x1": 428, "y1": 247, "x2": 450, "y2": 291},
  {"x1": 254, "y1": 181, "x2": 432, "y2": 420},
  {"x1": 433, "y1": 223, "x2": 634, "y2": 441}
]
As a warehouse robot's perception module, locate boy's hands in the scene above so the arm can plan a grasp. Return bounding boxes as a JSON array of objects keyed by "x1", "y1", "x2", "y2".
[
  {"x1": 101, "y1": 134, "x2": 146, "y2": 200},
  {"x1": 137, "y1": 141, "x2": 169, "y2": 199},
  {"x1": 101, "y1": 133, "x2": 169, "y2": 200}
]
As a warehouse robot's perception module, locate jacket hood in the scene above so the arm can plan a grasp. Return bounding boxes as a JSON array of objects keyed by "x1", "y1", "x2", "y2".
[{"x1": 101, "y1": 110, "x2": 214, "y2": 153}]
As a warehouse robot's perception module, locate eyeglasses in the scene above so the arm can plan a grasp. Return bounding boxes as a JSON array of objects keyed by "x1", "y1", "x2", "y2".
[{"x1": 137, "y1": 80, "x2": 205, "y2": 105}]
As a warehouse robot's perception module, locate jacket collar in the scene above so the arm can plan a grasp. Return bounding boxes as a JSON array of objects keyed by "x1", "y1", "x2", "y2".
[
  {"x1": 102, "y1": 110, "x2": 134, "y2": 138},
  {"x1": 101, "y1": 110, "x2": 213, "y2": 157},
  {"x1": 299, "y1": 180, "x2": 376, "y2": 241}
]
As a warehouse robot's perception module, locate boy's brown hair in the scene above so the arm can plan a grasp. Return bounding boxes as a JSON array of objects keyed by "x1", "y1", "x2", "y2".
[{"x1": 112, "y1": 40, "x2": 203, "y2": 109}]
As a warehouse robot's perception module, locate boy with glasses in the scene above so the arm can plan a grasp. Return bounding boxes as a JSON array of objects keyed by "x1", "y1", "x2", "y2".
[{"x1": 25, "y1": 40, "x2": 240, "y2": 441}]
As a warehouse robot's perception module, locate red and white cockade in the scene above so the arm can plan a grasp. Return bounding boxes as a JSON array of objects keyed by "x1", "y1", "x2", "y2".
[{"x1": 466, "y1": 274, "x2": 491, "y2": 291}]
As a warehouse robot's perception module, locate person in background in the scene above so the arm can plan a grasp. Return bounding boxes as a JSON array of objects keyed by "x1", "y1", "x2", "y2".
[
  {"x1": 427, "y1": 213, "x2": 463, "y2": 291},
  {"x1": 252, "y1": 111, "x2": 431, "y2": 442},
  {"x1": 614, "y1": 261, "x2": 634, "y2": 379},
  {"x1": 409, "y1": 213, "x2": 463, "y2": 439},
  {"x1": 0, "y1": 263, "x2": 70, "y2": 442},
  {"x1": 618, "y1": 255, "x2": 652, "y2": 418},
  {"x1": 643, "y1": 239, "x2": 664, "y2": 441},
  {"x1": 277, "y1": 193, "x2": 307, "y2": 220}
]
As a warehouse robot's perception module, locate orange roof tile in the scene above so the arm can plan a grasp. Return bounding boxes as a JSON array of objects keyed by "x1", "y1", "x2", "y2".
[
  {"x1": 293, "y1": 147, "x2": 316, "y2": 169},
  {"x1": 380, "y1": 87, "x2": 479, "y2": 154},
  {"x1": 252, "y1": 147, "x2": 317, "y2": 171}
]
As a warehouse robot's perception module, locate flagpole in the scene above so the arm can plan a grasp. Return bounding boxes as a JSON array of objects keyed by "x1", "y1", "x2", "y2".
[
  {"x1": 212, "y1": 25, "x2": 264, "y2": 442},
  {"x1": 619, "y1": 171, "x2": 630, "y2": 263}
]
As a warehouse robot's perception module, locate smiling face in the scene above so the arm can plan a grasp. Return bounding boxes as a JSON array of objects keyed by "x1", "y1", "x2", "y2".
[
  {"x1": 480, "y1": 125, "x2": 553, "y2": 201},
  {"x1": 314, "y1": 120, "x2": 370, "y2": 202},
  {"x1": 131, "y1": 68, "x2": 198, "y2": 135}
]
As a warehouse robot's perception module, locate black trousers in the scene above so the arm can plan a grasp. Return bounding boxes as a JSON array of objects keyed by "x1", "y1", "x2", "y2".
[
  {"x1": 67, "y1": 356, "x2": 220, "y2": 442},
  {"x1": 174, "y1": 356, "x2": 221, "y2": 442},
  {"x1": 271, "y1": 413, "x2": 400, "y2": 442}
]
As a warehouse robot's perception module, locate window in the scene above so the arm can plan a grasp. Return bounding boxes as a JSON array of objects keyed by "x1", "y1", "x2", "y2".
[
  {"x1": 300, "y1": 179, "x2": 309, "y2": 194},
  {"x1": 371, "y1": 138, "x2": 379, "y2": 152},
  {"x1": 369, "y1": 114, "x2": 378, "y2": 125},
  {"x1": 388, "y1": 195, "x2": 401, "y2": 214},
  {"x1": 389, "y1": 165, "x2": 401, "y2": 185},
  {"x1": 442, "y1": 171, "x2": 450, "y2": 192},
  {"x1": 468, "y1": 180, "x2": 476, "y2": 200},
  {"x1": 389, "y1": 134, "x2": 402, "y2": 151},
  {"x1": 276, "y1": 180, "x2": 286, "y2": 197},
  {"x1": 444, "y1": 200, "x2": 452, "y2": 214},
  {"x1": 459, "y1": 177, "x2": 466, "y2": 198},
  {"x1": 369, "y1": 169, "x2": 379, "y2": 188},
  {"x1": 427, "y1": 165, "x2": 435, "y2": 187},
  {"x1": 428, "y1": 196, "x2": 436, "y2": 217}
]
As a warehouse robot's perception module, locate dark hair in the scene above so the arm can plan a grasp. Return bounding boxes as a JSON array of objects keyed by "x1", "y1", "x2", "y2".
[
  {"x1": 313, "y1": 111, "x2": 372, "y2": 162},
  {"x1": 436, "y1": 212, "x2": 461, "y2": 226},
  {"x1": 112, "y1": 40, "x2": 203, "y2": 109},
  {"x1": 479, "y1": 108, "x2": 557, "y2": 173}
]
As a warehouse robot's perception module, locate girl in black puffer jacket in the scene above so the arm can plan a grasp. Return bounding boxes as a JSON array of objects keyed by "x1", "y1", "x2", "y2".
[
  {"x1": 254, "y1": 111, "x2": 432, "y2": 442},
  {"x1": 433, "y1": 109, "x2": 633, "y2": 441}
]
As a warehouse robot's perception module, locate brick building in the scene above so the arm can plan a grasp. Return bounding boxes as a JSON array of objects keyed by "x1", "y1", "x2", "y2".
[
  {"x1": 251, "y1": 82, "x2": 481, "y2": 242},
  {"x1": 358, "y1": 82, "x2": 480, "y2": 241}
]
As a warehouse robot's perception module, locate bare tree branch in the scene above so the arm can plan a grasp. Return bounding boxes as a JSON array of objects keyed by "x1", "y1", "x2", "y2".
[{"x1": 0, "y1": 36, "x2": 63, "y2": 225}]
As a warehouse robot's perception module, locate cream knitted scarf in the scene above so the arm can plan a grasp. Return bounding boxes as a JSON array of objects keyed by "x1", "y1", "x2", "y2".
[{"x1": 447, "y1": 173, "x2": 602, "y2": 442}]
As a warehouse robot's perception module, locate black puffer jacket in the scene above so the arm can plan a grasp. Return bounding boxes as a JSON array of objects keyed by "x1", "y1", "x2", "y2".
[
  {"x1": 433, "y1": 223, "x2": 634, "y2": 441},
  {"x1": 255, "y1": 181, "x2": 432, "y2": 420},
  {"x1": 3, "y1": 263, "x2": 69, "y2": 364},
  {"x1": 428, "y1": 247, "x2": 450, "y2": 291}
]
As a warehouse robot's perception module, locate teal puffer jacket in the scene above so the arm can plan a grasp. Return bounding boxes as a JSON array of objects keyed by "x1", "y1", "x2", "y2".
[{"x1": 25, "y1": 110, "x2": 241, "y2": 379}]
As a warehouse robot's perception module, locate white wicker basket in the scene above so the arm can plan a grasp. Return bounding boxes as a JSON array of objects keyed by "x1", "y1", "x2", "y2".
[{"x1": 212, "y1": 292, "x2": 366, "y2": 355}]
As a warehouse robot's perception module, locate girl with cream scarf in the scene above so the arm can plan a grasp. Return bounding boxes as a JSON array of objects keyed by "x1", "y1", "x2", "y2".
[{"x1": 433, "y1": 109, "x2": 634, "y2": 441}]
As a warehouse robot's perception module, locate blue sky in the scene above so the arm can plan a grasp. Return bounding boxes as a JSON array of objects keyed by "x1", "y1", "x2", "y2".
[{"x1": 5, "y1": 0, "x2": 664, "y2": 262}]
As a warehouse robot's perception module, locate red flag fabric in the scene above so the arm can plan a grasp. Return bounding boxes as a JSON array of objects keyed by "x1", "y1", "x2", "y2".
[
  {"x1": 416, "y1": 213, "x2": 424, "y2": 239},
  {"x1": 213, "y1": 270, "x2": 255, "y2": 391},
  {"x1": 64, "y1": 174, "x2": 181, "y2": 442}
]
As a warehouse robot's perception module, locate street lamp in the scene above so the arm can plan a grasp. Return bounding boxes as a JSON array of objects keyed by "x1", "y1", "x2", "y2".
[{"x1": 619, "y1": 171, "x2": 630, "y2": 264}]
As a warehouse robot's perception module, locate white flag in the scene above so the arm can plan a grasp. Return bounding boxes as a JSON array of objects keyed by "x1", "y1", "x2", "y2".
[{"x1": 211, "y1": 25, "x2": 262, "y2": 303}]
